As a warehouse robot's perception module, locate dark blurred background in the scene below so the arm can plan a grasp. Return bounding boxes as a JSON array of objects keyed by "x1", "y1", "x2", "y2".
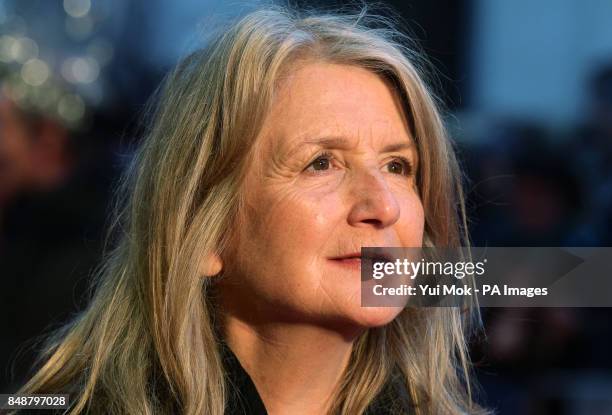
[{"x1": 1, "y1": 1, "x2": 611, "y2": 413}]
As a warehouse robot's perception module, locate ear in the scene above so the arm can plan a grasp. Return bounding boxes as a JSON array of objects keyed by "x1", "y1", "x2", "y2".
[{"x1": 200, "y1": 253, "x2": 223, "y2": 277}]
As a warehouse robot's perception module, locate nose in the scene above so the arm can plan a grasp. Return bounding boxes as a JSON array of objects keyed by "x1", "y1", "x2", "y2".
[{"x1": 346, "y1": 170, "x2": 400, "y2": 228}]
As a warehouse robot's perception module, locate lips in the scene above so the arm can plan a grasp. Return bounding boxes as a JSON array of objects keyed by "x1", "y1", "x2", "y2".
[
  {"x1": 331, "y1": 252, "x2": 362, "y2": 261},
  {"x1": 328, "y1": 252, "x2": 360, "y2": 270},
  {"x1": 329, "y1": 251, "x2": 394, "y2": 273},
  {"x1": 331, "y1": 252, "x2": 395, "y2": 262},
  {"x1": 334, "y1": 257, "x2": 362, "y2": 265}
]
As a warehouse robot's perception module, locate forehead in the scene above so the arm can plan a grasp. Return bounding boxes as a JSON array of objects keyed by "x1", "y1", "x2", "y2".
[{"x1": 257, "y1": 61, "x2": 413, "y2": 151}]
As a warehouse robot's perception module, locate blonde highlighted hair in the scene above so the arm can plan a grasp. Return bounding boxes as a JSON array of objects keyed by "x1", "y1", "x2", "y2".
[{"x1": 17, "y1": 3, "x2": 490, "y2": 414}]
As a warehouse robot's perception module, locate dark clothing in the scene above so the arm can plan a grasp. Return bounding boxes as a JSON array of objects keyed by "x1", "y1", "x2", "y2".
[
  {"x1": 222, "y1": 343, "x2": 268, "y2": 415},
  {"x1": 220, "y1": 342, "x2": 415, "y2": 415},
  {"x1": 9, "y1": 343, "x2": 414, "y2": 415}
]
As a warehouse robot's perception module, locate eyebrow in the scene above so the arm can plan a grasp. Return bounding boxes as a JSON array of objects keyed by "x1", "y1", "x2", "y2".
[{"x1": 299, "y1": 136, "x2": 416, "y2": 153}]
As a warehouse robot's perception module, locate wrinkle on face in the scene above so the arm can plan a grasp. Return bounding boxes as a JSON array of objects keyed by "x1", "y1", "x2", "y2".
[{"x1": 218, "y1": 61, "x2": 425, "y2": 330}]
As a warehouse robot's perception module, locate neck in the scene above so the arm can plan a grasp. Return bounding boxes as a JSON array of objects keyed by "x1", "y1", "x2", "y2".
[{"x1": 221, "y1": 314, "x2": 363, "y2": 415}]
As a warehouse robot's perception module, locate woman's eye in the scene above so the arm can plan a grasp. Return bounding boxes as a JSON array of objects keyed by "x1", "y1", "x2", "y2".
[
  {"x1": 305, "y1": 153, "x2": 333, "y2": 172},
  {"x1": 386, "y1": 158, "x2": 413, "y2": 176},
  {"x1": 304, "y1": 154, "x2": 412, "y2": 176}
]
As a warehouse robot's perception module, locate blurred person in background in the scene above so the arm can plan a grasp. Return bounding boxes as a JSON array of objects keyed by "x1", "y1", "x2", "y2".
[
  {"x1": 0, "y1": 65, "x2": 116, "y2": 394},
  {"x1": 0, "y1": 95, "x2": 74, "y2": 212},
  {"x1": 0, "y1": 0, "x2": 163, "y2": 395}
]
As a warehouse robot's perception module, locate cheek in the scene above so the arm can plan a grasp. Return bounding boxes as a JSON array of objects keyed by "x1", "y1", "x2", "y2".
[
  {"x1": 397, "y1": 192, "x2": 425, "y2": 245},
  {"x1": 227, "y1": 186, "x2": 347, "y2": 313},
  {"x1": 236, "y1": 185, "x2": 345, "y2": 285},
  {"x1": 252, "y1": 186, "x2": 343, "y2": 249}
]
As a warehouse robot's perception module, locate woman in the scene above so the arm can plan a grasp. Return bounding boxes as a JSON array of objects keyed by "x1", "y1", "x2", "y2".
[{"x1": 17, "y1": 4, "x2": 489, "y2": 414}]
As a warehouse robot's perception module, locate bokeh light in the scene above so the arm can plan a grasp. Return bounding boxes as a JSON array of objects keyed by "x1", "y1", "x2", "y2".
[
  {"x1": 60, "y1": 56, "x2": 99, "y2": 84},
  {"x1": 63, "y1": 0, "x2": 91, "y2": 18},
  {"x1": 20, "y1": 58, "x2": 48, "y2": 86},
  {"x1": 57, "y1": 92, "x2": 85, "y2": 123}
]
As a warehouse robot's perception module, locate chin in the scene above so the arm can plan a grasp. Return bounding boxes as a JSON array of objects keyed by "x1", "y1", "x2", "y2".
[
  {"x1": 311, "y1": 304, "x2": 402, "y2": 339},
  {"x1": 333, "y1": 305, "x2": 403, "y2": 332}
]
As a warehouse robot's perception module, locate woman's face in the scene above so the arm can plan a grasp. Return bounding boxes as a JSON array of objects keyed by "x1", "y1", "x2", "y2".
[{"x1": 219, "y1": 61, "x2": 424, "y2": 332}]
